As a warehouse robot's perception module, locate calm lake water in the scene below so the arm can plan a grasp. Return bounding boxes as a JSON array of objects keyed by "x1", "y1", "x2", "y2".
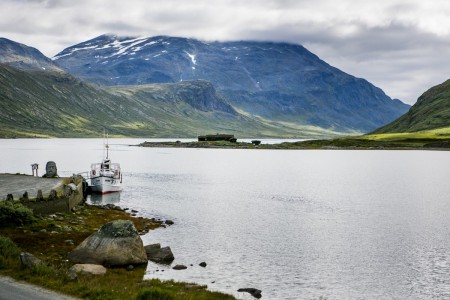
[{"x1": 1, "y1": 138, "x2": 450, "y2": 299}]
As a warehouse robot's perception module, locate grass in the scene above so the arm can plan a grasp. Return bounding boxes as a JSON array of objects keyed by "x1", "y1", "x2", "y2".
[
  {"x1": 139, "y1": 127, "x2": 450, "y2": 150},
  {"x1": 0, "y1": 204, "x2": 235, "y2": 299}
]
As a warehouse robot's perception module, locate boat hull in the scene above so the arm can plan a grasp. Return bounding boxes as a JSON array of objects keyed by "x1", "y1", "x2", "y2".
[{"x1": 90, "y1": 176, "x2": 122, "y2": 194}]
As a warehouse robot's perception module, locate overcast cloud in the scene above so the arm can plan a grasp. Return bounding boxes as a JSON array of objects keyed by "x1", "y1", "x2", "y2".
[{"x1": 2, "y1": 0, "x2": 450, "y2": 104}]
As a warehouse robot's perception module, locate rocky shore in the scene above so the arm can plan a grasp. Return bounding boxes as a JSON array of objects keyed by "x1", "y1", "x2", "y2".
[{"x1": 0, "y1": 202, "x2": 235, "y2": 299}]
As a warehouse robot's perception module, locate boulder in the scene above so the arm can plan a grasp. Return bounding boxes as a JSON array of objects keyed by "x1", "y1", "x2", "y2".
[
  {"x1": 199, "y1": 262, "x2": 207, "y2": 267},
  {"x1": 68, "y1": 220, "x2": 147, "y2": 266},
  {"x1": 238, "y1": 288, "x2": 262, "y2": 299},
  {"x1": 68, "y1": 264, "x2": 106, "y2": 280},
  {"x1": 19, "y1": 252, "x2": 42, "y2": 268},
  {"x1": 144, "y1": 243, "x2": 174, "y2": 263},
  {"x1": 173, "y1": 264, "x2": 187, "y2": 270}
]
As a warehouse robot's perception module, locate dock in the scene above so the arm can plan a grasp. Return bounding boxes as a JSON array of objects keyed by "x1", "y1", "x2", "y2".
[{"x1": 0, "y1": 174, "x2": 64, "y2": 200}]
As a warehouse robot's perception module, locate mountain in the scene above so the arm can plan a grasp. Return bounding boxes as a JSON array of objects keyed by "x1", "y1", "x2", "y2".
[
  {"x1": 0, "y1": 62, "x2": 340, "y2": 138},
  {"x1": 0, "y1": 38, "x2": 62, "y2": 72},
  {"x1": 373, "y1": 79, "x2": 450, "y2": 134},
  {"x1": 53, "y1": 34, "x2": 410, "y2": 133}
]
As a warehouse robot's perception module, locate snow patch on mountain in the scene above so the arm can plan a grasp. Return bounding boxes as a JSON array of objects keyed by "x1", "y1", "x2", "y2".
[{"x1": 185, "y1": 51, "x2": 197, "y2": 65}]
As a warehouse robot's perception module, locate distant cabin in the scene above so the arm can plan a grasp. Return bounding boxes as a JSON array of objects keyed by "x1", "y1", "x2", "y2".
[{"x1": 198, "y1": 134, "x2": 237, "y2": 143}]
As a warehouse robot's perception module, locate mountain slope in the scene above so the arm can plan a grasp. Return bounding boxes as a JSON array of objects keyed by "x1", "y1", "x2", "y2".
[
  {"x1": 0, "y1": 63, "x2": 339, "y2": 138},
  {"x1": 0, "y1": 38, "x2": 62, "y2": 72},
  {"x1": 53, "y1": 34, "x2": 410, "y2": 133},
  {"x1": 373, "y1": 79, "x2": 450, "y2": 133}
]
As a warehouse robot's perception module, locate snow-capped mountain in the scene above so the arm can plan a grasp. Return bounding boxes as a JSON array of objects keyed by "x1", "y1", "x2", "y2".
[{"x1": 53, "y1": 34, "x2": 409, "y2": 133}]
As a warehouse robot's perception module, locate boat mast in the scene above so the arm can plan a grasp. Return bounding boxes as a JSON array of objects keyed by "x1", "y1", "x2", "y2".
[{"x1": 105, "y1": 132, "x2": 109, "y2": 160}]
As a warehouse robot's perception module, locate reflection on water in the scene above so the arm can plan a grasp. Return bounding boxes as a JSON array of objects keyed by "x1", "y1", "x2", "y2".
[{"x1": 88, "y1": 192, "x2": 121, "y2": 205}]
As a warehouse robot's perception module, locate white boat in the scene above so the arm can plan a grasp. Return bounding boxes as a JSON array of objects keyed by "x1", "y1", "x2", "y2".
[{"x1": 90, "y1": 136, "x2": 122, "y2": 194}]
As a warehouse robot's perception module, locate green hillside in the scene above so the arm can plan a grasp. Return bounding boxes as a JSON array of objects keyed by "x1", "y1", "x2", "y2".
[
  {"x1": 374, "y1": 79, "x2": 450, "y2": 133},
  {"x1": 0, "y1": 64, "x2": 341, "y2": 138}
]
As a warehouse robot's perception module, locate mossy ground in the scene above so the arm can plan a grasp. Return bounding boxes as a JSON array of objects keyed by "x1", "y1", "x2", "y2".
[{"x1": 0, "y1": 204, "x2": 234, "y2": 300}]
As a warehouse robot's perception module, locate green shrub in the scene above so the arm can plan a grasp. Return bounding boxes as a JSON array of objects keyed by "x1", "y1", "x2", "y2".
[
  {"x1": 136, "y1": 287, "x2": 174, "y2": 300},
  {"x1": 30, "y1": 263, "x2": 56, "y2": 277},
  {"x1": 0, "y1": 236, "x2": 21, "y2": 269},
  {"x1": 0, "y1": 201, "x2": 35, "y2": 226}
]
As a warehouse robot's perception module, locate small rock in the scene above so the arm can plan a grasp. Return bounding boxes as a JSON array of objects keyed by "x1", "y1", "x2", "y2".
[
  {"x1": 144, "y1": 244, "x2": 174, "y2": 263},
  {"x1": 68, "y1": 264, "x2": 107, "y2": 280},
  {"x1": 63, "y1": 226, "x2": 73, "y2": 232},
  {"x1": 165, "y1": 220, "x2": 174, "y2": 225},
  {"x1": 184, "y1": 284, "x2": 206, "y2": 290},
  {"x1": 39, "y1": 229, "x2": 47, "y2": 233},
  {"x1": 238, "y1": 288, "x2": 262, "y2": 299},
  {"x1": 20, "y1": 191, "x2": 29, "y2": 200},
  {"x1": 126, "y1": 265, "x2": 134, "y2": 271},
  {"x1": 131, "y1": 210, "x2": 138, "y2": 213},
  {"x1": 19, "y1": 252, "x2": 42, "y2": 268},
  {"x1": 36, "y1": 190, "x2": 43, "y2": 200},
  {"x1": 172, "y1": 264, "x2": 187, "y2": 270},
  {"x1": 64, "y1": 240, "x2": 74, "y2": 245},
  {"x1": 199, "y1": 262, "x2": 207, "y2": 268}
]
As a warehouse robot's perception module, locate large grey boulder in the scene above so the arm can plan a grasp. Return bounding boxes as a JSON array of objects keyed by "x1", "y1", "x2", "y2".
[
  {"x1": 68, "y1": 220, "x2": 147, "y2": 266},
  {"x1": 144, "y1": 243, "x2": 174, "y2": 263}
]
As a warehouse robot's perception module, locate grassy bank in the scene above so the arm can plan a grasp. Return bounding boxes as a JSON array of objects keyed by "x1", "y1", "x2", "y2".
[
  {"x1": 139, "y1": 128, "x2": 450, "y2": 150},
  {"x1": 0, "y1": 203, "x2": 234, "y2": 300}
]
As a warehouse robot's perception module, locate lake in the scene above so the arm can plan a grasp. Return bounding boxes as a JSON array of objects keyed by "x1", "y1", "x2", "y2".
[{"x1": 1, "y1": 138, "x2": 450, "y2": 299}]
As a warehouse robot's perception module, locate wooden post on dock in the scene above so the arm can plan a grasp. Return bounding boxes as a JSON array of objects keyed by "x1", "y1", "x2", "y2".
[{"x1": 31, "y1": 163, "x2": 39, "y2": 176}]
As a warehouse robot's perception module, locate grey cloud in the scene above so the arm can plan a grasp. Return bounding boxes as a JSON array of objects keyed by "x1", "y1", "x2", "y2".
[{"x1": 1, "y1": 0, "x2": 450, "y2": 104}]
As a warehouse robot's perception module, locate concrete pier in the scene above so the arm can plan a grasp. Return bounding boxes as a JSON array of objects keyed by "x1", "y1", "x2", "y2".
[{"x1": 0, "y1": 174, "x2": 63, "y2": 200}]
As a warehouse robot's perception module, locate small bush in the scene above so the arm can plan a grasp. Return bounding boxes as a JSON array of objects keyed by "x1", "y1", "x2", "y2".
[
  {"x1": 30, "y1": 263, "x2": 56, "y2": 277},
  {"x1": 136, "y1": 287, "x2": 174, "y2": 300},
  {"x1": 0, "y1": 201, "x2": 35, "y2": 226},
  {"x1": 0, "y1": 236, "x2": 21, "y2": 269}
]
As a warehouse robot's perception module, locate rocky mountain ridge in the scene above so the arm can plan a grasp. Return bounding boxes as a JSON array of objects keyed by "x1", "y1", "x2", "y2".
[
  {"x1": 53, "y1": 34, "x2": 410, "y2": 133},
  {"x1": 0, "y1": 38, "x2": 62, "y2": 72}
]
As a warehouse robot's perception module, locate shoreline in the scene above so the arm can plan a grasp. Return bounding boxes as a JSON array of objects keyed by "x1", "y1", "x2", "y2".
[
  {"x1": 137, "y1": 138, "x2": 450, "y2": 151},
  {"x1": 0, "y1": 200, "x2": 235, "y2": 299}
]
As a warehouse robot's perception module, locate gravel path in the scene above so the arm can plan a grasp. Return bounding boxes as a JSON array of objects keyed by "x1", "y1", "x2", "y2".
[{"x1": 0, "y1": 276, "x2": 78, "y2": 300}]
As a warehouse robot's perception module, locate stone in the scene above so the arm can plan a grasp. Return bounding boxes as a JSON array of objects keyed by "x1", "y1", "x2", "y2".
[
  {"x1": 20, "y1": 191, "x2": 28, "y2": 200},
  {"x1": 19, "y1": 252, "x2": 42, "y2": 268},
  {"x1": 144, "y1": 244, "x2": 175, "y2": 263},
  {"x1": 68, "y1": 264, "x2": 107, "y2": 280},
  {"x1": 238, "y1": 288, "x2": 262, "y2": 299},
  {"x1": 68, "y1": 220, "x2": 147, "y2": 266},
  {"x1": 184, "y1": 284, "x2": 206, "y2": 290},
  {"x1": 42, "y1": 161, "x2": 58, "y2": 178},
  {"x1": 199, "y1": 262, "x2": 207, "y2": 267},
  {"x1": 165, "y1": 220, "x2": 174, "y2": 225},
  {"x1": 36, "y1": 189, "x2": 44, "y2": 200},
  {"x1": 48, "y1": 189, "x2": 57, "y2": 200},
  {"x1": 172, "y1": 264, "x2": 187, "y2": 270},
  {"x1": 126, "y1": 265, "x2": 134, "y2": 271}
]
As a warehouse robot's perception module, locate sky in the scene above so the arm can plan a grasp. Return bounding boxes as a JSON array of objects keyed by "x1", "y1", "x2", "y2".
[{"x1": 2, "y1": 0, "x2": 450, "y2": 105}]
